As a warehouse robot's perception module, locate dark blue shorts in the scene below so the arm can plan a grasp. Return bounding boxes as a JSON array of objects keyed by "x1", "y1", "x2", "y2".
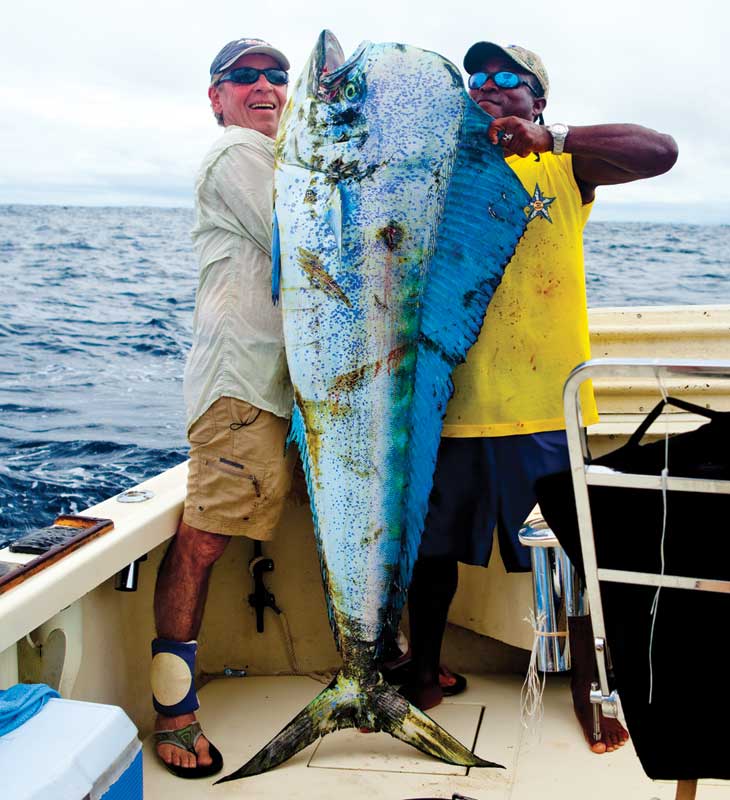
[{"x1": 418, "y1": 430, "x2": 570, "y2": 572}]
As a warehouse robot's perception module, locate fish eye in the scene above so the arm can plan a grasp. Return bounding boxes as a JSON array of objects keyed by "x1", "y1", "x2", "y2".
[{"x1": 344, "y1": 81, "x2": 359, "y2": 101}]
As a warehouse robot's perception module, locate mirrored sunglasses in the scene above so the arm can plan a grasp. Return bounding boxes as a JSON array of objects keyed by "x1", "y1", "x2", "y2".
[
  {"x1": 468, "y1": 71, "x2": 541, "y2": 97},
  {"x1": 215, "y1": 67, "x2": 289, "y2": 87}
]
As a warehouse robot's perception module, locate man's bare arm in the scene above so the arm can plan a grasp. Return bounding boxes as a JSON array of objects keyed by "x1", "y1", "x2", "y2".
[
  {"x1": 488, "y1": 117, "x2": 678, "y2": 204},
  {"x1": 567, "y1": 124, "x2": 678, "y2": 202}
]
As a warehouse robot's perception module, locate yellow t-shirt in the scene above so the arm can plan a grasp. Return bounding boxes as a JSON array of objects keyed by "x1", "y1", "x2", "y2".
[{"x1": 442, "y1": 152, "x2": 598, "y2": 437}]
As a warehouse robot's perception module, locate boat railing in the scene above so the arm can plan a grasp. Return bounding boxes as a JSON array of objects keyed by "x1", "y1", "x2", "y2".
[{"x1": 0, "y1": 461, "x2": 187, "y2": 656}]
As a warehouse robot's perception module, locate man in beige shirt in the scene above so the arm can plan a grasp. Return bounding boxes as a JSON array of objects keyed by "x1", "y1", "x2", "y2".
[{"x1": 150, "y1": 37, "x2": 294, "y2": 779}]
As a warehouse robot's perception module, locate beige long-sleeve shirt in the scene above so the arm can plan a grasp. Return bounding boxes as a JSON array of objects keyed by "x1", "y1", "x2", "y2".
[{"x1": 184, "y1": 126, "x2": 292, "y2": 430}]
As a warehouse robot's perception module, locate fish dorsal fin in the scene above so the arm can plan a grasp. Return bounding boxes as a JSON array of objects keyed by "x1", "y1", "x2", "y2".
[{"x1": 386, "y1": 98, "x2": 531, "y2": 631}]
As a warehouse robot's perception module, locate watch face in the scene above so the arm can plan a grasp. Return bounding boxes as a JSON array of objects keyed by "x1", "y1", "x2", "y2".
[{"x1": 551, "y1": 124, "x2": 568, "y2": 136}]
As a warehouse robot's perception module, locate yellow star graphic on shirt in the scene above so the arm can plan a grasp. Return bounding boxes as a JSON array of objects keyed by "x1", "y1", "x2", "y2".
[{"x1": 525, "y1": 183, "x2": 556, "y2": 223}]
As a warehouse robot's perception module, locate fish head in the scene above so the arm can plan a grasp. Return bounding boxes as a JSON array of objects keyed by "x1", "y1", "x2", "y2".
[
  {"x1": 276, "y1": 31, "x2": 468, "y2": 181},
  {"x1": 276, "y1": 30, "x2": 371, "y2": 169}
]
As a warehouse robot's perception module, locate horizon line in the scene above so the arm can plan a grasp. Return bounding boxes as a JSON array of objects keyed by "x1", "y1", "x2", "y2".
[{"x1": 1, "y1": 199, "x2": 728, "y2": 226}]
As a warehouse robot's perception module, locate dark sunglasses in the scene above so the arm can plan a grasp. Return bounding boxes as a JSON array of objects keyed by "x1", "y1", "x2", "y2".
[
  {"x1": 215, "y1": 66, "x2": 289, "y2": 87},
  {"x1": 468, "y1": 71, "x2": 541, "y2": 97}
]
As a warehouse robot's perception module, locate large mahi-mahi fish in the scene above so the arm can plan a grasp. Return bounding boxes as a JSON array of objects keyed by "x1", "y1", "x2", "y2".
[{"x1": 217, "y1": 30, "x2": 530, "y2": 782}]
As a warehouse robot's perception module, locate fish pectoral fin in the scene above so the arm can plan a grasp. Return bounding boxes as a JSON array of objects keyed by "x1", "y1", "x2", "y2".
[
  {"x1": 271, "y1": 208, "x2": 282, "y2": 305},
  {"x1": 215, "y1": 672, "x2": 501, "y2": 783},
  {"x1": 324, "y1": 184, "x2": 343, "y2": 260}
]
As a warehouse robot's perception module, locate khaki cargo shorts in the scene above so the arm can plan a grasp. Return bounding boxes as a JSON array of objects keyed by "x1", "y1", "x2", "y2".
[{"x1": 183, "y1": 396, "x2": 295, "y2": 539}]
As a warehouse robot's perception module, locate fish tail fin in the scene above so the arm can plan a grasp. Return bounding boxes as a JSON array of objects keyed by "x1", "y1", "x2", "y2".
[
  {"x1": 215, "y1": 673, "x2": 502, "y2": 783},
  {"x1": 371, "y1": 681, "x2": 501, "y2": 769},
  {"x1": 214, "y1": 685, "x2": 327, "y2": 782}
]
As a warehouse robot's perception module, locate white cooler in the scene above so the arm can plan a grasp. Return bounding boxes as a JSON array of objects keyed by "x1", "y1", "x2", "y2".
[{"x1": 0, "y1": 697, "x2": 142, "y2": 800}]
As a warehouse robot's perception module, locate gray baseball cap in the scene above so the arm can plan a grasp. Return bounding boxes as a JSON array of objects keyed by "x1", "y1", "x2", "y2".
[{"x1": 210, "y1": 38, "x2": 290, "y2": 82}]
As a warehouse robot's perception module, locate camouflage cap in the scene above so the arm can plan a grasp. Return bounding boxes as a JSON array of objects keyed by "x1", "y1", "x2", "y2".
[{"x1": 463, "y1": 42, "x2": 549, "y2": 98}]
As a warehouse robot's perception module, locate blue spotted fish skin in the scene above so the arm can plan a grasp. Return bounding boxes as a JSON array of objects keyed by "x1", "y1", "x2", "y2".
[
  {"x1": 217, "y1": 31, "x2": 529, "y2": 783},
  {"x1": 275, "y1": 34, "x2": 524, "y2": 651}
]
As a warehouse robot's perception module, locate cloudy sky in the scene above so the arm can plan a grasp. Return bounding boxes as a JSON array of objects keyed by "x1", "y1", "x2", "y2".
[{"x1": 1, "y1": 0, "x2": 727, "y2": 222}]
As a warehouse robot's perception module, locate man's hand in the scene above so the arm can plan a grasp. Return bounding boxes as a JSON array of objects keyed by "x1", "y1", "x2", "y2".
[{"x1": 488, "y1": 116, "x2": 553, "y2": 157}]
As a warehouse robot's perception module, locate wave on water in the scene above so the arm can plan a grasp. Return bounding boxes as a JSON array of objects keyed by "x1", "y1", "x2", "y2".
[
  {"x1": 0, "y1": 438, "x2": 186, "y2": 547},
  {"x1": 584, "y1": 221, "x2": 730, "y2": 306},
  {"x1": 1, "y1": 204, "x2": 196, "y2": 539}
]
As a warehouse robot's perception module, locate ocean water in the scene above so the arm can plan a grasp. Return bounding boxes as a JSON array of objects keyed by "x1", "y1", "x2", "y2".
[{"x1": 1, "y1": 204, "x2": 728, "y2": 543}]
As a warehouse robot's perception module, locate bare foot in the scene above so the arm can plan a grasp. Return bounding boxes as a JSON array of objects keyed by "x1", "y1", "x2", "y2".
[
  {"x1": 567, "y1": 615, "x2": 629, "y2": 754},
  {"x1": 155, "y1": 712, "x2": 213, "y2": 770},
  {"x1": 571, "y1": 681, "x2": 629, "y2": 754},
  {"x1": 399, "y1": 681, "x2": 443, "y2": 712}
]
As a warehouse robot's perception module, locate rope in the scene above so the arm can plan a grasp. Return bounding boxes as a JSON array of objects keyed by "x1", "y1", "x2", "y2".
[
  {"x1": 520, "y1": 609, "x2": 547, "y2": 734},
  {"x1": 273, "y1": 610, "x2": 338, "y2": 685},
  {"x1": 648, "y1": 373, "x2": 670, "y2": 704},
  {"x1": 275, "y1": 609, "x2": 301, "y2": 674}
]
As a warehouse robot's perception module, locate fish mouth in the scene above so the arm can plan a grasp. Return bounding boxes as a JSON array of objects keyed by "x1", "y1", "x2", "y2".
[
  {"x1": 310, "y1": 29, "x2": 370, "y2": 99},
  {"x1": 308, "y1": 30, "x2": 343, "y2": 96}
]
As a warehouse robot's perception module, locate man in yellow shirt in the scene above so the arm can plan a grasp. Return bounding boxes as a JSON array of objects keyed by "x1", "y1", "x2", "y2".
[{"x1": 398, "y1": 40, "x2": 677, "y2": 754}]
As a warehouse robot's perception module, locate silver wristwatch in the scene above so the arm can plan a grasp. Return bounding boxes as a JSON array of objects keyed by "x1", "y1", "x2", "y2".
[{"x1": 547, "y1": 123, "x2": 569, "y2": 155}]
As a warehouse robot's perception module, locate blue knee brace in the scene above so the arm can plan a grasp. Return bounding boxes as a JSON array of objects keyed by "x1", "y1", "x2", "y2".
[{"x1": 150, "y1": 638, "x2": 200, "y2": 716}]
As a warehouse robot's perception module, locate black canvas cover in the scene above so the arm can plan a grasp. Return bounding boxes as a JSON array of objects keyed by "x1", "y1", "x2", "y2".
[{"x1": 535, "y1": 397, "x2": 730, "y2": 780}]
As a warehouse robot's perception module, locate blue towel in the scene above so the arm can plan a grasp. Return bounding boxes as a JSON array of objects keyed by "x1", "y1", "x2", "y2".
[{"x1": 0, "y1": 683, "x2": 60, "y2": 737}]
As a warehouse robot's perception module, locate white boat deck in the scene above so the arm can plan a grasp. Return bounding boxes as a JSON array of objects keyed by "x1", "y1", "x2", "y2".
[{"x1": 142, "y1": 673, "x2": 729, "y2": 799}]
